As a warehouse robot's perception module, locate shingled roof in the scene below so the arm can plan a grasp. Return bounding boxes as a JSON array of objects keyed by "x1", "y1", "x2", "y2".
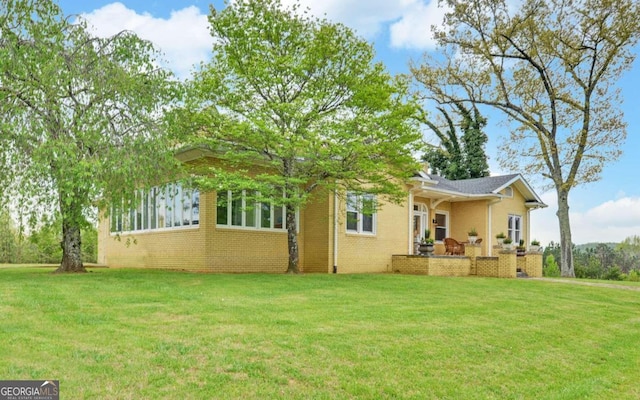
[
  {"x1": 412, "y1": 172, "x2": 546, "y2": 206},
  {"x1": 427, "y1": 174, "x2": 520, "y2": 195}
]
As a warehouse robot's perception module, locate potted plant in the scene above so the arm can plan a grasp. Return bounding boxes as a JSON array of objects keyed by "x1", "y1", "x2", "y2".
[
  {"x1": 467, "y1": 227, "x2": 478, "y2": 244},
  {"x1": 418, "y1": 229, "x2": 435, "y2": 255},
  {"x1": 495, "y1": 232, "x2": 506, "y2": 245},
  {"x1": 530, "y1": 239, "x2": 541, "y2": 252},
  {"x1": 516, "y1": 239, "x2": 526, "y2": 256},
  {"x1": 502, "y1": 237, "x2": 513, "y2": 250}
]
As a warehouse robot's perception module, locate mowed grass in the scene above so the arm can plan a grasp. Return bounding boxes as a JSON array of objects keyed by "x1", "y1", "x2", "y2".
[{"x1": 1, "y1": 268, "x2": 639, "y2": 399}]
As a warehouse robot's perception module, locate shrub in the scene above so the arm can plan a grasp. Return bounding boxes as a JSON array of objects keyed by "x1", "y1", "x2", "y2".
[
  {"x1": 603, "y1": 266, "x2": 623, "y2": 281},
  {"x1": 627, "y1": 269, "x2": 640, "y2": 282},
  {"x1": 543, "y1": 254, "x2": 560, "y2": 277}
]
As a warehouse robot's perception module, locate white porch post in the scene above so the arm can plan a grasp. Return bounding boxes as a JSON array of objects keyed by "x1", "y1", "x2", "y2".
[{"x1": 408, "y1": 191, "x2": 414, "y2": 254}]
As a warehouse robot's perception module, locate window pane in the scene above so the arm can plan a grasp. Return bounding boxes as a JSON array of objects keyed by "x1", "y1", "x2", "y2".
[
  {"x1": 165, "y1": 186, "x2": 173, "y2": 228},
  {"x1": 346, "y1": 211, "x2": 358, "y2": 231},
  {"x1": 150, "y1": 188, "x2": 157, "y2": 229},
  {"x1": 274, "y1": 205, "x2": 284, "y2": 229},
  {"x1": 182, "y1": 188, "x2": 191, "y2": 226},
  {"x1": 260, "y1": 202, "x2": 271, "y2": 228},
  {"x1": 173, "y1": 185, "x2": 182, "y2": 227},
  {"x1": 192, "y1": 190, "x2": 200, "y2": 225},
  {"x1": 128, "y1": 206, "x2": 135, "y2": 231},
  {"x1": 143, "y1": 190, "x2": 149, "y2": 230},
  {"x1": 362, "y1": 214, "x2": 373, "y2": 233},
  {"x1": 435, "y1": 213, "x2": 446, "y2": 241},
  {"x1": 216, "y1": 191, "x2": 228, "y2": 225},
  {"x1": 158, "y1": 189, "x2": 166, "y2": 228},
  {"x1": 361, "y1": 195, "x2": 374, "y2": 233},
  {"x1": 346, "y1": 193, "x2": 357, "y2": 212},
  {"x1": 231, "y1": 193, "x2": 243, "y2": 226},
  {"x1": 245, "y1": 190, "x2": 256, "y2": 227}
]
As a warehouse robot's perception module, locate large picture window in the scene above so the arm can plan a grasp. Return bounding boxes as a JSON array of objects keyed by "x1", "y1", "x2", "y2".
[
  {"x1": 508, "y1": 214, "x2": 522, "y2": 243},
  {"x1": 346, "y1": 192, "x2": 376, "y2": 234},
  {"x1": 216, "y1": 190, "x2": 288, "y2": 231},
  {"x1": 110, "y1": 183, "x2": 199, "y2": 233}
]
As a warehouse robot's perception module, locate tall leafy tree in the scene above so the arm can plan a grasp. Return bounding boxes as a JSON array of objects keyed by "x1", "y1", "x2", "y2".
[
  {"x1": 179, "y1": 0, "x2": 422, "y2": 273},
  {"x1": 0, "y1": 209, "x2": 18, "y2": 263},
  {"x1": 418, "y1": 102, "x2": 489, "y2": 179},
  {"x1": 411, "y1": 0, "x2": 640, "y2": 276},
  {"x1": 0, "y1": 0, "x2": 180, "y2": 272}
]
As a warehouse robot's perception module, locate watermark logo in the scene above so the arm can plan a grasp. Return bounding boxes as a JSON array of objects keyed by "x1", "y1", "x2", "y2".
[{"x1": 0, "y1": 380, "x2": 59, "y2": 400}]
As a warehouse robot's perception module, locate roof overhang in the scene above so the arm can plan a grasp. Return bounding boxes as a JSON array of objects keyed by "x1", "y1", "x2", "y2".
[{"x1": 410, "y1": 180, "x2": 503, "y2": 203}]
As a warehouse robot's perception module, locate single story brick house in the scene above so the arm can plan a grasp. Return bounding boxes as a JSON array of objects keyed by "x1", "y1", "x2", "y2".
[{"x1": 97, "y1": 148, "x2": 546, "y2": 273}]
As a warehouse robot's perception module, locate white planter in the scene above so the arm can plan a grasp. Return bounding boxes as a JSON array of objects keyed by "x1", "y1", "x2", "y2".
[
  {"x1": 496, "y1": 238, "x2": 505, "y2": 245},
  {"x1": 529, "y1": 245, "x2": 540, "y2": 252},
  {"x1": 502, "y1": 243, "x2": 513, "y2": 250},
  {"x1": 468, "y1": 235, "x2": 478, "y2": 244}
]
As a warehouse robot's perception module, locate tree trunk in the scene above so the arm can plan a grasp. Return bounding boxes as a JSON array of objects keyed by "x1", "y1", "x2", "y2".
[
  {"x1": 285, "y1": 203, "x2": 299, "y2": 274},
  {"x1": 55, "y1": 197, "x2": 86, "y2": 273},
  {"x1": 556, "y1": 189, "x2": 575, "y2": 277}
]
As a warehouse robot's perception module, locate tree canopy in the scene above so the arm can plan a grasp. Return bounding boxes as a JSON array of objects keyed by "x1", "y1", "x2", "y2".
[
  {"x1": 178, "y1": 0, "x2": 422, "y2": 273},
  {"x1": 418, "y1": 102, "x2": 490, "y2": 180},
  {"x1": 411, "y1": 0, "x2": 640, "y2": 276},
  {"x1": 0, "y1": 0, "x2": 180, "y2": 272}
]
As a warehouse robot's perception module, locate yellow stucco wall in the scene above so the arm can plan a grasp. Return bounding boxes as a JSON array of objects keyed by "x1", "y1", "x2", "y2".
[
  {"x1": 302, "y1": 191, "x2": 333, "y2": 273},
  {"x1": 490, "y1": 186, "x2": 530, "y2": 251},
  {"x1": 335, "y1": 195, "x2": 410, "y2": 273},
  {"x1": 99, "y1": 192, "x2": 210, "y2": 271},
  {"x1": 451, "y1": 200, "x2": 488, "y2": 254}
]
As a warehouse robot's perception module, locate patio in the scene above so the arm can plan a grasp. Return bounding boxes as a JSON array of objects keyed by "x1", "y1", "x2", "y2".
[{"x1": 392, "y1": 243, "x2": 543, "y2": 278}]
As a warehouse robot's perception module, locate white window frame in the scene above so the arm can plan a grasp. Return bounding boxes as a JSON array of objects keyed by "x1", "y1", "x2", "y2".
[
  {"x1": 433, "y1": 211, "x2": 449, "y2": 242},
  {"x1": 508, "y1": 214, "x2": 522, "y2": 243},
  {"x1": 413, "y1": 203, "x2": 429, "y2": 241},
  {"x1": 110, "y1": 183, "x2": 199, "y2": 234},
  {"x1": 216, "y1": 189, "x2": 296, "y2": 231},
  {"x1": 503, "y1": 186, "x2": 513, "y2": 197},
  {"x1": 345, "y1": 192, "x2": 377, "y2": 235}
]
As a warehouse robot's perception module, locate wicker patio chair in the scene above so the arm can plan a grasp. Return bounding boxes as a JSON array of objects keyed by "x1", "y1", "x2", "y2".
[{"x1": 444, "y1": 237, "x2": 464, "y2": 255}]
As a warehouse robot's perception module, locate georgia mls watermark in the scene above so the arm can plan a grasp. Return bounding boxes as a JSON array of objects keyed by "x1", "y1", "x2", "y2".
[{"x1": 0, "y1": 380, "x2": 59, "y2": 400}]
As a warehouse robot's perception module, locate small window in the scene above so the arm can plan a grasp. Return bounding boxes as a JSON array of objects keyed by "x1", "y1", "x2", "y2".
[
  {"x1": 345, "y1": 192, "x2": 376, "y2": 234},
  {"x1": 434, "y1": 212, "x2": 447, "y2": 241},
  {"x1": 504, "y1": 187, "x2": 513, "y2": 197}
]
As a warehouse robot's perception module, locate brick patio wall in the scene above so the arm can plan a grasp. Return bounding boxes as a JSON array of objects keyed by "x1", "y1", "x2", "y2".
[{"x1": 392, "y1": 247, "x2": 532, "y2": 278}]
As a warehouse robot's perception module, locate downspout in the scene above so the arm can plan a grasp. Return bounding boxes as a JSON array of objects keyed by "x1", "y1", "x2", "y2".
[
  {"x1": 527, "y1": 208, "x2": 531, "y2": 246},
  {"x1": 333, "y1": 190, "x2": 339, "y2": 273}
]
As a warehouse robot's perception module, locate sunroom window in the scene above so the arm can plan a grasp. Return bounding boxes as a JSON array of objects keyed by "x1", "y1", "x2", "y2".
[
  {"x1": 110, "y1": 182, "x2": 199, "y2": 233},
  {"x1": 216, "y1": 190, "x2": 290, "y2": 231}
]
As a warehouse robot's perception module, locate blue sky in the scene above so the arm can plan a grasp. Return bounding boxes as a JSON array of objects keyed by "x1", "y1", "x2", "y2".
[{"x1": 58, "y1": 0, "x2": 640, "y2": 245}]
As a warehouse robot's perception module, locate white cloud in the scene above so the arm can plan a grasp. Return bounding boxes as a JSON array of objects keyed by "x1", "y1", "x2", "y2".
[
  {"x1": 389, "y1": 0, "x2": 448, "y2": 49},
  {"x1": 278, "y1": 0, "x2": 444, "y2": 50},
  {"x1": 279, "y1": 0, "x2": 416, "y2": 38},
  {"x1": 531, "y1": 192, "x2": 640, "y2": 245},
  {"x1": 79, "y1": 2, "x2": 212, "y2": 79}
]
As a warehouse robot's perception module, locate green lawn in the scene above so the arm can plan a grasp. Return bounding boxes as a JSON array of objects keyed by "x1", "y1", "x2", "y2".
[{"x1": 1, "y1": 267, "x2": 639, "y2": 399}]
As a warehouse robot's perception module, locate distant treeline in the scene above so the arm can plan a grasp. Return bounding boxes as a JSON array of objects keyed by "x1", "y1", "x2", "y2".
[
  {"x1": 0, "y1": 210, "x2": 97, "y2": 264},
  {"x1": 543, "y1": 238, "x2": 640, "y2": 281}
]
